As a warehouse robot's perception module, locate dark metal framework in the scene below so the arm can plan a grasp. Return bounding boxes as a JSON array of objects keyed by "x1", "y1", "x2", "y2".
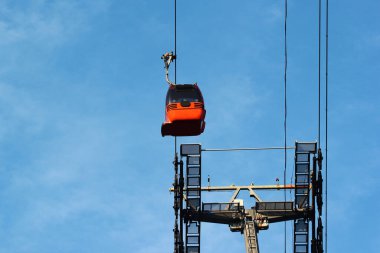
[
  {"x1": 171, "y1": 142, "x2": 324, "y2": 253},
  {"x1": 293, "y1": 142, "x2": 316, "y2": 253},
  {"x1": 173, "y1": 153, "x2": 184, "y2": 253},
  {"x1": 181, "y1": 144, "x2": 202, "y2": 253},
  {"x1": 293, "y1": 141, "x2": 324, "y2": 253}
]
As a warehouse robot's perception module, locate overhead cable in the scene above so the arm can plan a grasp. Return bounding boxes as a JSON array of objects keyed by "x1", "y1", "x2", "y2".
[
  {"x1": 284, "y1": 0, "x2": 288, "y2": 252},
  {"x1": 325, "y1": 0, "x2": 329, "y2": 252}
]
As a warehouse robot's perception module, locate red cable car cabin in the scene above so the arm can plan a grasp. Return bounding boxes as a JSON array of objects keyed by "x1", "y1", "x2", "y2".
[{"x1": 161, "y1": 84, "x2": 206, "y2": 137}]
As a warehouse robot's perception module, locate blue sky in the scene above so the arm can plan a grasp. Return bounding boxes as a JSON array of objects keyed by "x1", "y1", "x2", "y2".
[{"x1": 0, "y1": 0, "x2": 379, "y2": 252}]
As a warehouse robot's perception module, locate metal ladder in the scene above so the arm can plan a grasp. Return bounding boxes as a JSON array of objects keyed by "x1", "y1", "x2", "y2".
[{"x1": 244, "y1": 221, "x2": 259, "y2": 253}]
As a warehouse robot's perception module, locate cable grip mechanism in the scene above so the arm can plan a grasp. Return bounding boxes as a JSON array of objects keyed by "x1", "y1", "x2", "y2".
[{"x1": 161, "y1": 52, "x2": 176, "y2": 86}]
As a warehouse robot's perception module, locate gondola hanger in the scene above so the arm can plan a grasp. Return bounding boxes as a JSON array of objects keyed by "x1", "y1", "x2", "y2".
[{"x1": 161, "y1": 52, "x2": 176, "y2": 86}]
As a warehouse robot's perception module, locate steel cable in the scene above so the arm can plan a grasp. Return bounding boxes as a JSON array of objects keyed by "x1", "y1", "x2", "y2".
[{"x1": 284, "y1": 0, "x2": 288, "y2": 252}]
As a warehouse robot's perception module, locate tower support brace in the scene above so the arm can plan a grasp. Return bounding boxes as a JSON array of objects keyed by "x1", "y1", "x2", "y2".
[
  {"x1": 181, "y1": 144, "x2": 202, "y2": 253},
  {"x1": 294, "y1": 142, "x2": 316, "y2": 253}
]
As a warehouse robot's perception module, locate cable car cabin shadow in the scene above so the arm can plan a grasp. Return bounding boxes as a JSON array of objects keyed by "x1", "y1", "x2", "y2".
[{"x1": 161, "y1": 84, "x2": 206, "y2": 137}]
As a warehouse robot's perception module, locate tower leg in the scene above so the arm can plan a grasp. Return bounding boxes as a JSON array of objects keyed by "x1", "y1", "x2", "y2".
[
  {"x1": 244, "y1": 221, "x2": 259, "y2": 253},
  {"x1": 173, "y1": 154, "x2": 180, "y2": 253}
]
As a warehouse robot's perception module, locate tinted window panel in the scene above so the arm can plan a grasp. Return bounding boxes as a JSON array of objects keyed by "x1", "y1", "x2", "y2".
[{"x1": 167, "y1": 86, "x2": 202, "y2": 103}]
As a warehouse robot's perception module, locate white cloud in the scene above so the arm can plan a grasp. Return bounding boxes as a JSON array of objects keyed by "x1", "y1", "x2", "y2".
[
  {"x1": 0, "y1": 83, "x2": 46, "y2": 140},
  {"x1": 264, "y1": 3, "x2": 283, "y2": 24},
  {"x1": 0, "y1": 0, "x2": 109, "y2": 47},
  {"x1": 207, "y1": 75, "x2": 262, "y2": 129}
]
